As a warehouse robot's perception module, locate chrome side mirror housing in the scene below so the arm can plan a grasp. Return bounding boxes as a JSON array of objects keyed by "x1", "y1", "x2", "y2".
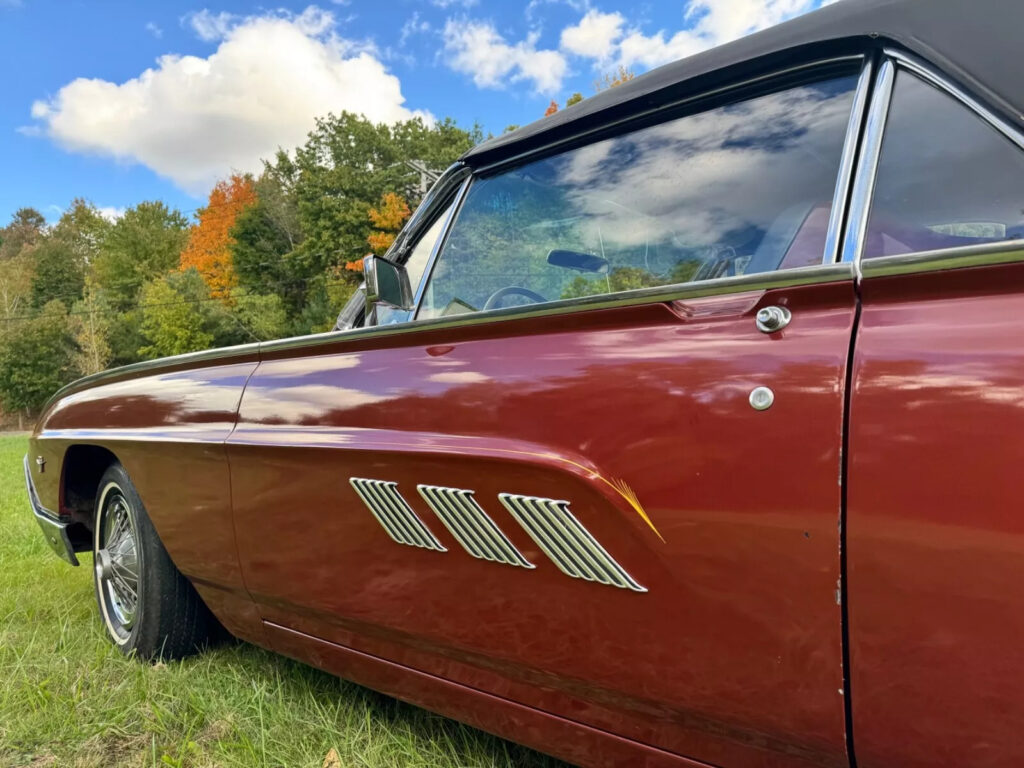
[{"x1": 363, "y1": 254, "x2": 413, "y2": 325}]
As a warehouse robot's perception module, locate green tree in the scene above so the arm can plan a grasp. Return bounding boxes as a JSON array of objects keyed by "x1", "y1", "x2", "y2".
[
  {"x1": 0, "y1": 207, "x2": 46, "y2": 262},
  {"x1": 51, "y1": 199, "x2": 112, "y2": 263},
  {"x1": 93, "y1": 202, "x2": 189, "y2": 310},
  {"x1": 70, "y1": 279, "x2": 113, "y2": 375},
  {"x1": 30, "y1": 237, "x2": 84, "y2": 307},
  {"x1": 566, "y1": 92, "x2": 584, "y2": 107},
  {"x1": 0, "y1": 300, "x2": 80, "y2": 413},
  {"x1": 138, "y1": 270, "x2": 215, "y2": 359}
]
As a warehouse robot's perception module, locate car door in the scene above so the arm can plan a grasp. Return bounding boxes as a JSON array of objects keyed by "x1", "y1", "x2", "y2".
[
  {"x1": 847, "y1": 56, "x2": 1024, "y2": 768},
  {"x1": 229, "y1": 59, "x2": 868, "y2": 768}
]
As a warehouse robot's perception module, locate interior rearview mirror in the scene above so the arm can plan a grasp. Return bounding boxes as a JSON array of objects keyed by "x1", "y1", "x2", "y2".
[
  {"x1": 547, "y1": 248, "x2": 610, "y2": 274},
  {"x1": 363, "y1": 254, "x2": 413, "y2": 324}
]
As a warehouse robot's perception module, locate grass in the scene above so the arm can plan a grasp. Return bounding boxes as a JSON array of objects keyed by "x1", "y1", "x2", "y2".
[{"x1": 0, "y1": 435, "x2": 570, "y2": 768}]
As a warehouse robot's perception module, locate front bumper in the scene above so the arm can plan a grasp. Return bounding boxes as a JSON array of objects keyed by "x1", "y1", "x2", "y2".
[{"x1": 24, "y1": 455, "x2": 79, "y2": 566}]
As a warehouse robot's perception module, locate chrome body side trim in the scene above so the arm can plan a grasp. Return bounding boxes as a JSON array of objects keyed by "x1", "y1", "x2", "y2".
[
  {"x1": 417, "y1": 485, "x2": 534, "y2": 568},
  {"x1": 349, "y1": 478, "x2": 446, "y2": 552},
  {"x1": 24, "y1": 455, "x2": 79, "y2": 566},
  {"x1": 498, "y1": 493, "x2": 646, "y2": 592},
  {"x1": 841, "y1": 58, "x2": 894, "y2": 269},
  {"x1": 823, "y1": 56, "x2": 875, "y2": 265},
  {"x1": 860, "y1": 240, "x2": 1024, "y2": 279}
]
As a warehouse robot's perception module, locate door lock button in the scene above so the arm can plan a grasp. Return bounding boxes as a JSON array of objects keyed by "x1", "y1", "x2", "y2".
[{"x1": 756, "y1": 306, "x2": 792, "y2": 333}]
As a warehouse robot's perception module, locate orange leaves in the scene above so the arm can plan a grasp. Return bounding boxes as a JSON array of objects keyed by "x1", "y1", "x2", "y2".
[
  {"x1": 544, "y1": 99, "x2": 559, "y2": 117},
  {"x1": 180, "y1": 174, "x2": 257, "y2": 300},
  {"x1": 365, "y1": 192, "x2": 410, "y2": 257}
]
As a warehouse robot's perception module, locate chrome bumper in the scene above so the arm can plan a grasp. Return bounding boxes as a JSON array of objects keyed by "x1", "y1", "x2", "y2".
[{"x1": 24, "y1": 455, "x2": 79, "y2": 566}]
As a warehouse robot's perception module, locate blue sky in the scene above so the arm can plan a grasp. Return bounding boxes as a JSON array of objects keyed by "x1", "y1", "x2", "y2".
[{"x1": 0, "y1": 0, "x2": 830, "y2": 224}]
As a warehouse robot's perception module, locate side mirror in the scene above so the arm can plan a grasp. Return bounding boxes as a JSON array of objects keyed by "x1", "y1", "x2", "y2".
[{"x1": 363, "y1": 254, "x2": 413, "y2": 324}]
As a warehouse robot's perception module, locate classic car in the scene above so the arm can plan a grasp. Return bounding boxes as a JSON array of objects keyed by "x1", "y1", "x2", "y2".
[{"x1": 23, "y1": 0, "x2": 1024, "y2": 765}]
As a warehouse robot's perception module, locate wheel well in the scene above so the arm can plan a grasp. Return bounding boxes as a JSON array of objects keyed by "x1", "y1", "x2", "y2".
[{"x1": 62, "y1": 445, "x2": 119, "y2": 544}]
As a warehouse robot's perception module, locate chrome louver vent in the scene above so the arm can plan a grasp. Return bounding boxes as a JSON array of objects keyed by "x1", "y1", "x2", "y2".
[
  {"x1": 349, "y1": 478, "x2": 446, "y2": 551},
  {"x1": 418, "y1": 485, "x2": 534, "y2": 568},
  {"x1": 498, "y1": 493, "x2": 646, "y2": 592}
]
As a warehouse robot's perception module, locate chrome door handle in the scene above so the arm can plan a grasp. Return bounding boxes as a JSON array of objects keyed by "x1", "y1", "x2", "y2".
[{"x1": 755, "y1": 306, "x2": 791, "y2": 333}]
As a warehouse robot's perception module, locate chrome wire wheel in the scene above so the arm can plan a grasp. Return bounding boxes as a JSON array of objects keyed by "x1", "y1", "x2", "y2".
[{"x1": 94, "y1": 482, "x2": 141, "y2": 644}]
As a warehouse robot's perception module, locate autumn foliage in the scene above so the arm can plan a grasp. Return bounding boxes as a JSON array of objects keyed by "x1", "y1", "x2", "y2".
[
  {"x1": 180, "y1": 174, "x2": 257, "y2": 299},
  {"x1": 544, "y1": 99, "x2": 559, "y2": 117},
  {"x1": 350, "y1": 192, "x2": 412, "y2": 272}
]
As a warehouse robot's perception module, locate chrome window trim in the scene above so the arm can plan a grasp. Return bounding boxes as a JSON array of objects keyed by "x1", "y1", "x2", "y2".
[
  {"x1": 473, "y1": 54, "x2": 866, "y2": 177},
  {"x1": 841, "y1": 57, "x2": 894, "y2": 271},
  {"x1": 860, "y1": 240, "x2": 1024, "y2": 279},
  {"x1": 260, "y1": 261, "x2": 854, "y2": 354},
  {"x1": 822, "y1": 56, "x2": 876, "y2": 266},
  {"x1": 847, "y1": 50, "x2": 1024, "y2": 277},
  {"x1": 884, "y1": 48, "x2": 1024, "y2": 153},
  {"x1": 410, "y1": 176, "x2": 472, "y2": 312}
]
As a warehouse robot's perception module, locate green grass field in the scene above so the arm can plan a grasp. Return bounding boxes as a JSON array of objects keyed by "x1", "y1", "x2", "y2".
[{"x1": 0, "y1": 434, "x2": 569, "y2": 768}]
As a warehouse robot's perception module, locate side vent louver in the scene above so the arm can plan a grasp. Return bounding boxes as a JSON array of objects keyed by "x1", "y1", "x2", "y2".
[
  {"x1": 349, "y1": 478, "x2": 446, "y2": 551},
  {"x1": 418, "y1": 485, "x2": 534, "y2": 568},
  {"x1": 499, "y1": 493, "x2": 646, "y2": 592}
]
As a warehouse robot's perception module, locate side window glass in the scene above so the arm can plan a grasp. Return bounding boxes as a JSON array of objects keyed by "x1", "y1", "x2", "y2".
[
  {"x1": 865, "y1": 71, "x2": 1024, "y2": 259},
  {"x1": 418, "y1": 74, "x2": 858, "y2": 320}
]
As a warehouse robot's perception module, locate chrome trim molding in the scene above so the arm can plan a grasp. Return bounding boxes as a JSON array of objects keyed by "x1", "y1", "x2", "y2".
[
  {"x1": 474, "y1": 55, "x2": 865, "y2": 177},
  {"x1": 24, "y1": 455, "x2": 78, "y2": 566},
  {"x1": 822, "y1": 57, "x2": 875, "y2": 265},
  {"x1": 411, "y1": 176, "x2": 473, "y2": 311},
  {"x1": 860, "y1": 240, "x2": 1024, "y2": 279},
  {"x1": 417, "y1": 485, "x2": 534, "y2": 568},
  {"x1": 44, "y1": 340, "x2": 260, "y2": 411},
  {"x1": 263, "y1": 261, "x2": 855, "y2": 355},
  {"x1": 498, "y1": 493, "x2": 646, "y2": 592},
  {"x1": 349, "y1": 478, "x2": 446, "y2": 551},
  {"x1": 885, "y1": 48, "x2": 1024, "y2": 153},
  {"x1": 842, "y1": 57, "x2": 894, "y2": 269}
]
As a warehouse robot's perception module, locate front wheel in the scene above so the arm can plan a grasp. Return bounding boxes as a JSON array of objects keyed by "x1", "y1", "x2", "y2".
[{"x1": 93, "y1": 463, "x2": 222, "y2": 660}]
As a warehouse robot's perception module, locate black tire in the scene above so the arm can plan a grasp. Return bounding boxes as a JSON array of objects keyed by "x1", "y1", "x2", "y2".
[{"x1": 92, "y1": 463, "x2": 221, "y2": 660}]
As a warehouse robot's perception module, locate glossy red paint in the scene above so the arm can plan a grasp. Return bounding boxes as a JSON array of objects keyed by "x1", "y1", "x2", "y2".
[
  {"x1": 847, "y1": 260, "x2": 1024, "y2": 768},
  {"x1": 30, "y1": 358, "x2": 266, "y2": 644},
  {"x1": 228, "y1": 281, "x2": 856, "y2": 767}
]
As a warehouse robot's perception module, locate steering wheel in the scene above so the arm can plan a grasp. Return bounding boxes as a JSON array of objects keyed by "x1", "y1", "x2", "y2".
[{"x1": 482, "y1": 285, "x2": 547, "y2": 310}]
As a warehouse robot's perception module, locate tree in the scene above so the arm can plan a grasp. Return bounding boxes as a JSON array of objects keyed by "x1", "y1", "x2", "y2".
[
  {"x1": 0, "y1": 207, "x2": 46, "y2": 262},
  {"x1": 0, "y1": 300, "x2": 80, "y2": 413},
  {"x1": 566, "y1": 92, "x2": 584, "y2": 107},
  {"x1": 138, "y1": 271, "x2": 215, "y2": 359},
  {"x1": 180, "y1": 174, "x2": 257, "y2": 300},
  {"x1": 30, "y1": 237, "x2": 84, "y2": 308},
  {"x1": 367, "y1": 192, "x2": 411, "y2": 255},
  {"x1": 70, "y1": 279, "x2": 112, "y2": 375},
  {"x1": 595, "y1": 65, "x2": 636, "y2": 92},
  {"x1": 92, "y1": 201, "x2": 190, "y2": 310},
  {"x1": 51, "y1": 199, "x2": 112, "y2": 264},
  {"x1": 544, "y1": 99, "x2": 559, "y2": 117}
]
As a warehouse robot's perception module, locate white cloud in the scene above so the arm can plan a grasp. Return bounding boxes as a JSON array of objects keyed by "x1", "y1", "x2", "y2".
[
  {"x1": 29, "y1": 6, "x2": 428, "y2": 195},
  {"x1": 429, "y1": 0, "x2": 479, "y2": 8},
  {"x1": 145, "y1": 21, "x2": 163, "y2": 39},
  {"x1": 559, "y1": 10, "x2": 624, "y2": 62},
  {"x1": 563, "y1": 0, "x2": 826, "y2": 71},
  {"x1": 442, "y1": 19, "x2": 567, "y2": 94},
  {"x1": 399, "y1": 12, "x2": 430, "y2": 46},
  {"x1": 97, "y1": 206, "x2": 126, "y2": 222},
  {"x1": 186, "y1": 9, "x2": 236, "y2": 42}
]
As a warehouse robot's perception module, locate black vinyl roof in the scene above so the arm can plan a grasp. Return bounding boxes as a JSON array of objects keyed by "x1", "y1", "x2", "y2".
[{"x1": 462, "y1": 0, "x2": 1022, "y2": 168}]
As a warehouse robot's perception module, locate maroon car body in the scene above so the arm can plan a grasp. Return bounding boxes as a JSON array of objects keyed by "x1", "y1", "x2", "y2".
[{"x1": 24, "y1": 1, "x2": 1024, "y2": 765}]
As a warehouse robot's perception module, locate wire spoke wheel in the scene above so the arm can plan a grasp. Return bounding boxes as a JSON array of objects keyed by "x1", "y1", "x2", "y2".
[{"x1": 94, "y1": 484, "x2": 141, "y2": 643}]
